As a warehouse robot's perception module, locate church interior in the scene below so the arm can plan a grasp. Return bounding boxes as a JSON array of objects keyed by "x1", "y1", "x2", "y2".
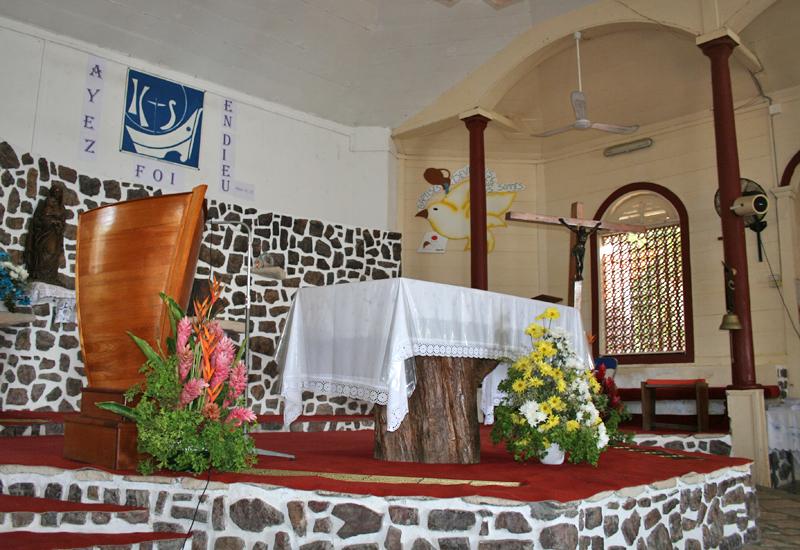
[{"x1": 0, "y1": 0, "x2": 799, "y2": 548}]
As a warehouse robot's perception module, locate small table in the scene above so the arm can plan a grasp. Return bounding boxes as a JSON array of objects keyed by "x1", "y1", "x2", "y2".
[
  {"x1": 276, "y1": 278, "x2": 592, "y2": 463},
  {"x1": 641, "y1": 379, "x2": 710, "y2": 432}
]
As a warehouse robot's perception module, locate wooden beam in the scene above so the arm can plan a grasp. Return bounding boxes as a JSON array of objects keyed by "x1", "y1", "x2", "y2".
[{"x1": 505, "y1": 211, "x2": 645, "y2": 233}]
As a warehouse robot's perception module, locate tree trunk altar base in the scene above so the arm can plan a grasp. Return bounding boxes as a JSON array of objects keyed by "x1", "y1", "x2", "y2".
[{"x1": 374, "y1": 356, "x2": 498, "y2": 464}]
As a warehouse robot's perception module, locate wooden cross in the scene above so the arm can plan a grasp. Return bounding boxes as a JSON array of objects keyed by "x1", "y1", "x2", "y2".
[{"x1": 506, "y1": 202, "x2": 644, "y2": 311}]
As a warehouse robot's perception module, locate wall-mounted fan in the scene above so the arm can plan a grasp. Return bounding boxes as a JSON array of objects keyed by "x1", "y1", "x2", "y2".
[
  {"x1": 714, "y1": 178, "x2": 768, "y2": 261},
  {"x1": 534, "y1": 32, "x2": 639, "y2": 137}
]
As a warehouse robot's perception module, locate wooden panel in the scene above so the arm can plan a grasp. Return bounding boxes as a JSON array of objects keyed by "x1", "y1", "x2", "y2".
[
  {"x1": 75, "y1": 185, "x2": 206, "y2": 390},
  {"x1": 63, "y1": 416, "x2": 140, "y2": 470}
]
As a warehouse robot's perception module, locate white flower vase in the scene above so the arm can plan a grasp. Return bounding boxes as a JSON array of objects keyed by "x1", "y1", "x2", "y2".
[{"x1": 540, "y1": 443, "x2": 565, "y2": 465}]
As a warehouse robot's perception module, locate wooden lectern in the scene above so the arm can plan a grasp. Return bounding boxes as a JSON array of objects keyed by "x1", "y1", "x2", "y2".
[{"x1": 63, "y1": 185, "x2": 207, "y2": 469}]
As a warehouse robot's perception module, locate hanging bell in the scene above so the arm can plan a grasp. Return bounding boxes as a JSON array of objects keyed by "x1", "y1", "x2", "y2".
[{"x1": 719, "y1": 312, "x2": 743, "y2": 331}]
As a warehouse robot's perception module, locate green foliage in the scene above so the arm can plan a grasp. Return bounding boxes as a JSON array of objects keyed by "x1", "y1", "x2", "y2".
[{"x1": 133, "y1": 404, "x2": 256, "y2": 474}]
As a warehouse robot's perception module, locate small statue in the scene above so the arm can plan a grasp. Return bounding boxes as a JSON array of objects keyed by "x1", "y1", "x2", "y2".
[
  {"x1": 24, "y1": 183, "x2": 67, "y2": 285},
  {"x1": 559, "y1": 219, "x2": 602, "y2": 281}
]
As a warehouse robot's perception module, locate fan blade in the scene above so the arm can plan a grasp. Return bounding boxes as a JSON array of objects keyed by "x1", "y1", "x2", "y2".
[
  {"x1": 590, "y1": 122, "x2": 639, "y2": 134},
  {"x1": 533, "y1": 123, "x2": 576, "y2": 137},
  {"x1": 571, "y1": 90, "x2": 587, "y2": 120}
]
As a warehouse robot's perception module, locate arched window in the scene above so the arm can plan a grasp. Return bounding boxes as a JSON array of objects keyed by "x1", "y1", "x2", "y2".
[{"x1": 590, "y1": 183, "x2": 694, "y2": 364}]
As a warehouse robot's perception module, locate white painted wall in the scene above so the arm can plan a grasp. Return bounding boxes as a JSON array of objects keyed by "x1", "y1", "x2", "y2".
[{"x1": 0, "y1": 17, "x2": 396, "y2": 231}]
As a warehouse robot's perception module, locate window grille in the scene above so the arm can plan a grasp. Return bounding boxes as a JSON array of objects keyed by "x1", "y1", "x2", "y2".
[{"x1": 601, "y1": 225, "x2": 685, "y2": 355}]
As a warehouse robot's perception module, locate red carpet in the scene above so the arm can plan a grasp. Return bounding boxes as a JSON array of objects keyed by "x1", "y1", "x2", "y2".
[{"x1": 0, "y1": 428, "x2": 750, "y2": 503}]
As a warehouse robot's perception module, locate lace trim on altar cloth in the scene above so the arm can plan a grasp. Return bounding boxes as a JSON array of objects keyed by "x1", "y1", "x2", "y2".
[
  {"x1": 386, "y1": 403, "x2": 408, "y2": 432},
  {"x1": 283, "y1": 378, "x2": 389, "y2": 406},
  {"x1": 411, "y1": 342, "x2": 515, "y2": 359}
]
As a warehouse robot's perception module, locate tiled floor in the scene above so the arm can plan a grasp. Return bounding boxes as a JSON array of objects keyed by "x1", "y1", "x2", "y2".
[{"x1": 745, "y1": 483, "x2": 800, "y2": 548}]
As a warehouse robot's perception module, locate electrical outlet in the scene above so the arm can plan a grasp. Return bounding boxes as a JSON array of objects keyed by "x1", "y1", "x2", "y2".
[{"x1": 769, "y1": 103, "x2": 782, "y2": 115}]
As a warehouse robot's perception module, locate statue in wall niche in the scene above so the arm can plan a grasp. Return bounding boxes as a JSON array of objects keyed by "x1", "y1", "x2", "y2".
[{"x1": 24, "y1": 182, "x2": 67, "y2": 285}]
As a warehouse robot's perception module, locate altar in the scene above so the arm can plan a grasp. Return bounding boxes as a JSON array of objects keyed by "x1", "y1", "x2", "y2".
[{"x1": 276, "y1": 278, "x2": 592, "y2": 463}]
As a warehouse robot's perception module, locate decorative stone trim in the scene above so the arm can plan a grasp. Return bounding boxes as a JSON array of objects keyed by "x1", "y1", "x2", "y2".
[
  {"x1": 0, "y1": 463, "x2": 758, "y2": 549},
  {"x1": 632, "y1": 433, "x2": 732, "y2": 456}
]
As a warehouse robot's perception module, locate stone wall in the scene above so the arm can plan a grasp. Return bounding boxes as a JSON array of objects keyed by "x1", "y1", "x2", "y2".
[
  {"x1": 0, "y1": 462, "x2": 758, "y2": 549},
  {"x1": 0, "y1": 141, "x2": 401, "y2": 414}
]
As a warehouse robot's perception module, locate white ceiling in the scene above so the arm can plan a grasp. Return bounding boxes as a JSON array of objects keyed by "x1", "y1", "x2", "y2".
[
  {"x1": 0, "y1": 0, "x2": 796, "y2": 135},
  {"x1": 0, "y1": 0, "x2": 597, "y2": 128}
]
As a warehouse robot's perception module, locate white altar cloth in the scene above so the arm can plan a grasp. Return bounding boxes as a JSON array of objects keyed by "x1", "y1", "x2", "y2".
[{"x1": 276, "y1": 278, "x2": 592, "y2": 431}]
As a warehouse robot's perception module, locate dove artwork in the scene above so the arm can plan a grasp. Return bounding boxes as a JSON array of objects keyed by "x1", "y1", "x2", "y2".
[{"x1": 416, "y1": 178, "x2": 516, "y2": 252}]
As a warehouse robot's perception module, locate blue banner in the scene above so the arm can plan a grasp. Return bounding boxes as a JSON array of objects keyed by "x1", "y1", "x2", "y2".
[{"x1": 121, "y1": 69, "x2": 204, "y2": 169}]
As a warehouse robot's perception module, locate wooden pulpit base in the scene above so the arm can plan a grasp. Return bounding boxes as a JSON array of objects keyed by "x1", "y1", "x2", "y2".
[
  {"x1": 63, "y1": 387, "x2": 141, "y2": 470},
  {"x1": 373, "y1": 356, "x2": 498, "y2": 464}
]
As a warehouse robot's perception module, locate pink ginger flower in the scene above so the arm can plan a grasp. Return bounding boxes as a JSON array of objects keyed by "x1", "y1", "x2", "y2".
[
  {"x1": 228, "y1": 361, "x2": 247, "y2": 399},
  {"x1": 227, "y1": 406, "x2": 256, "y2": 427},
  {"x1": 177, "y1": 317, "x2": 193, "y2": 350},
  {"x1": 209, "y1": 321, "x2": 225, "y2": 342},
  {"x1": 209, "y1": 362, "x2": 230, "y2": 391},
  {"x1": 179, "y1": 378, "x2": 208, "y2": 408},
  {"x1": 213, "y1": 335, "x2": 236, "y2": 372},
  {"x1": 177, "y1": 345, "x2": 194, "y2": 381}
]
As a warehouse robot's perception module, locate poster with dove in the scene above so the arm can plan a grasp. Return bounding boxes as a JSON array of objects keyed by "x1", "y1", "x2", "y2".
[{"x1": 415, "y1": 166, "x2": 524, "y2": 253}]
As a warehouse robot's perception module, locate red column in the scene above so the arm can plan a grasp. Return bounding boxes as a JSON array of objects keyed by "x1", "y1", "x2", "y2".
[
  {"x1": 699, "y1": 36, "x2": 759, "y2": 389},
  {"x1": 463, "y1": 115, "x2": 490, "y2": 290}
]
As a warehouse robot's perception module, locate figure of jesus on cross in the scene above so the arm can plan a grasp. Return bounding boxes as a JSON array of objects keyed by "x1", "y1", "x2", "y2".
[{"x1": 506, "y1": 203, "x2": 644, "y2": 311}]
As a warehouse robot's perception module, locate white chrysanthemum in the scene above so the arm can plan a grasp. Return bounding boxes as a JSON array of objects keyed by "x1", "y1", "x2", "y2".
[
  {"x1": 520, "y1": 400, "x2": 547, "y2": 427},
  {"x1": 570, "y1": 377, "x2": 592, "y2": 399},
  {"x1": 597, "y1": 422, "x2": 609, "y2": 449},
  {"x1": 579, "y1": 402, "x2": 600, "y2": 426},
  {"x1": 549, "y1": 327, "x2": 567, "y2": 339},
  {"x1": 565, "y1": 356, "x2": 585, "y2": 370}
]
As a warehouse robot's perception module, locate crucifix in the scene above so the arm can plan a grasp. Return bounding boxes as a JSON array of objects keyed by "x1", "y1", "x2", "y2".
[{"x1": 506, "y1": 202, "x2": 644, "y2": 311}]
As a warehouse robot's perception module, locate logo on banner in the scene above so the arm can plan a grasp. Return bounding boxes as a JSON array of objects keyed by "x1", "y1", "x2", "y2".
[{"x1": 121, "y1": 69, "x2": 204, "y2": 168}]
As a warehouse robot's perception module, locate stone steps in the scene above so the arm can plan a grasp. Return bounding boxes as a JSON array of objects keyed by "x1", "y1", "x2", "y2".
[
  {"x1": 0, "y1": 413, "x2": 65, "y2": 437},
  {"x1": 0, "y1": 529, "x2": 189, "y2": 549},
  {"x1": 0, "y1": 493, "x2": 190, "y2": 549}
]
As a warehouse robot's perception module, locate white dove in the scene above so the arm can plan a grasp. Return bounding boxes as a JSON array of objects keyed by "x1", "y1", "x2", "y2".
[{"x1": 416, "y1": 178, "x2": 516, "y2": 252}]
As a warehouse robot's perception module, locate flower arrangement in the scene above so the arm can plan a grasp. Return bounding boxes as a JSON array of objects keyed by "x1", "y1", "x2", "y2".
[
  {"x1": 99, "y1": 278, "x2": 257, "y2": 474},
  {"x1": 491, "y1": 307, "x2": 627, "y2": 465},
  {"x1": 0, "y1": 250, "x2": 30, "y2": 312}
]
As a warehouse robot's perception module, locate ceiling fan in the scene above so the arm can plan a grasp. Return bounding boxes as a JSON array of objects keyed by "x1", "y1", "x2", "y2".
[{"x1": 535, "y1": 31, "x2": 639, "y2": 137}]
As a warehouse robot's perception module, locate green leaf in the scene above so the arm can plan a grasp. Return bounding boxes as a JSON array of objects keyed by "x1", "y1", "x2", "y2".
[
  {"x1": 128, "y1": 332, "x2": 163, "y2": 364},
  {"x1": 95, "y1": 401, "x2": 138, "y2": 421},
  {"x1": 160, "y1": 293, "x2": 185, "y2": 355},
  {"x1": 160, "y1": 292, "x2": 186, "y2": 324},
  {"x1": 234, "y1": 336, "x2": 248, "y2": 365}
]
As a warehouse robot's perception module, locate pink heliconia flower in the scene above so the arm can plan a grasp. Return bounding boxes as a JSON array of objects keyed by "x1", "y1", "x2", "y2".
[
  {"x1": 179, "y1": 378, "x2": 208, "y2": 407},
  {"x1": 213, "y1": 335, "x2": 236, "y2": 372},
  {"x1": 177, "y1": 317, "x2": 193, "y2": 350},
  {"x1": 227, "y1": 406, "x2": 256, "y2": 427},
  {"x1": 228, "y1": 361, "x2": 247, "y2": 399},
  {"x1": 178, "y1": 345, "x2": 193, "y2": 381}
]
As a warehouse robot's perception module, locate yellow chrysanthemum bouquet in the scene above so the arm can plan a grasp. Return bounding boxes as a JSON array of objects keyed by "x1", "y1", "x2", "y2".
[{"x1": 491, "y1": 307, "x2": 625, "y2": 465}]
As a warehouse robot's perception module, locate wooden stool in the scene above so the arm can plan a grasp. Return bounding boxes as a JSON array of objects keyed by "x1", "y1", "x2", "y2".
[{"x1": 641, "y1": 379, "x2": 710, "y2": 432}]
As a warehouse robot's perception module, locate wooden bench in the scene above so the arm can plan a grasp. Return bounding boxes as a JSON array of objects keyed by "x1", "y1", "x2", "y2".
[{"x1": 641, "y1": 379, "x2": 709, "y2": 432}]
